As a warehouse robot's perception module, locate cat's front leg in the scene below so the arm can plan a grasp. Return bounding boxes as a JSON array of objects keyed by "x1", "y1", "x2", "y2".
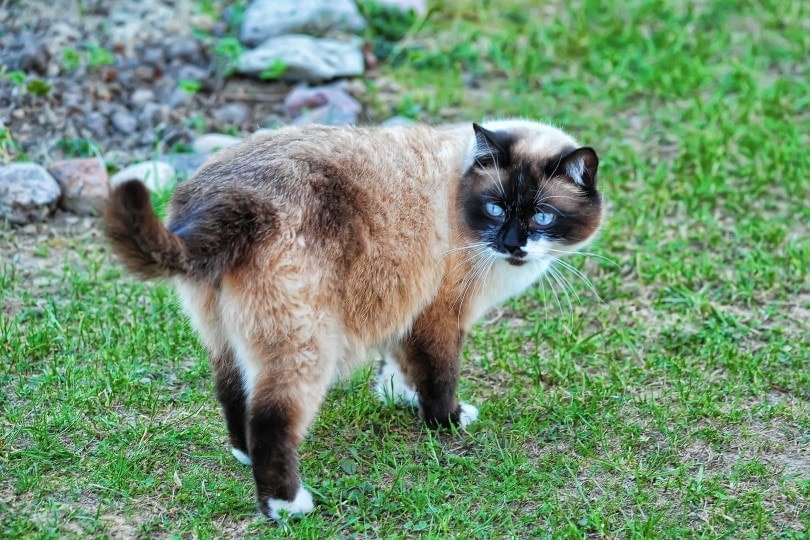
[{"x1": 400, "y1": 319, "x2": 479, "y2": 429}]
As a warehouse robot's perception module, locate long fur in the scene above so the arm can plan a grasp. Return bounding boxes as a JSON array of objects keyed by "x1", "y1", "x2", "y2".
[{"x1": 104, "y1": 121, "x2": 604, "y2": 520}]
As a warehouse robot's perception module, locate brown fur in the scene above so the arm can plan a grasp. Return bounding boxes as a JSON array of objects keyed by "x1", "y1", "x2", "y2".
[{"x1": 104, "y1": 120, "x2": 604, "y2": 519}]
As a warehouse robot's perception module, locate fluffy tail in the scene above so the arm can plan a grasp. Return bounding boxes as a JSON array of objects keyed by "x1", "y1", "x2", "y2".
[{"x1": 105, "y1": 180, "x2": 189, "y2": 279}]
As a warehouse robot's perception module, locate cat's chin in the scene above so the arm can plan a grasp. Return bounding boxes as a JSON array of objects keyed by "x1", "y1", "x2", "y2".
[{"x1": 506, "y1": 257, "x2": 527, "y2": 267}]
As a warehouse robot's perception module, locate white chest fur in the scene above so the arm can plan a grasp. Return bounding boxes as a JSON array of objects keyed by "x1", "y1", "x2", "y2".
[{"x1": 467, "y1": 257, "x2": 550, "y2": 323}]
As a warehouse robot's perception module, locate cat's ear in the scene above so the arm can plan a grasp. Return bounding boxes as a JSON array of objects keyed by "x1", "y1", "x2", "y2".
[
  {"x1": 471, "y1": 123, "x2": 511, "y2": 166},
  {"x1": 551, "y1": 147, "x2": 599, "y2": 189}
]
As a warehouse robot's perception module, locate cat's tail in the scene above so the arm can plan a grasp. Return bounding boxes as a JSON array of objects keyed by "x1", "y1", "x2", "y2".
[{"x1": 104, "y1": 180, "x2": 190, "y2": 279}]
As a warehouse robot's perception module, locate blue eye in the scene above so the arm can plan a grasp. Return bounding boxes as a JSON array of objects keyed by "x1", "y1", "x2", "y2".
[
  {"x1": 485, "y1": 202, "x2": 505, "y2": 218},
  {"x1": 533, "y1": 212, "x2": 555, "y2": 226}
]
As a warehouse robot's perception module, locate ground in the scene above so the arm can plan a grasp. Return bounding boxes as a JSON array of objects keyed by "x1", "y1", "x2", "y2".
[{"x1": 1, "y1": 0, "x2": 808, "y2": 538}]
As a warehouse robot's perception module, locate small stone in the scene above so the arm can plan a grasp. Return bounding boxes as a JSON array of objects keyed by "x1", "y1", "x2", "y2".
[
  {"x1": 175, "y1": 64, "x2": 210, "y2": 85},
  {"x1": 0, "y1": 163, "x2": 61, "y2": 224},
  {"x1": 82, "y1": 112, "x2": 108, "y2": 138},
  {"x1": 130, "y1": 88, "x2": 156, "y2": 108},
  {"x1": 240, "y1": 0, "x2": 366, "y2": 45},
  {"x1": 167, "y1": 87, "x2": 192, "y2": 108},
  {"x1": 237, "y1": 35, "x2": 364, "y2": 82},
  {"x1": 141, "y1": 46, "x2": 166, "y2": 67},
  {"x1": 48, "y1": 158, "x2": 110, "y2": 216},
  {"x1": 192, "y1": 134, "x2": 243, "y2": 154},
  {"x1": 212, "y1": 103, "x2": 249, "y2": 126},
  {"x1": 380, "y1": 115, "x2": 416, "y2": 127},
  {"x1": 111, "y1": 108, "x2": 138, "y2": 134},
  {"x1": 110, "y1": 161, "x2": 176, "y2": 193},
  {"x1": 168, "y1": 39, "x2": 205, "y2": 64},
  {"x1": 159, "y1": 153, "x2": 209, "y2": 180},
  {"x1": 139, "y1": 102, "x2": 170, "y2": 127}
]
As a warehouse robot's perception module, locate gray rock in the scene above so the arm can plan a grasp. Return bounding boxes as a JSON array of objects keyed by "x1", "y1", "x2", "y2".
[
  {"x1": 168, "y1": 39, "x2": 205, "y2": 64},
  {"x1": 139, "y1": 102, "x2": 170, "y2": 127},
  {"x1": 48, "y1": 158, "x2": 110, "y2": 215},
  {"x1": 130, "y1": 88, "x2": 157, "y2": 108},
  {"x1": 0, "y1": 163, "x2": 61, "y2": 224},
  {"x1": 212, "y1": 103, "x2": 249, "y2": 125},
  {"x1": 380, "y1": 115, "x2": 416, "y2": 127},
  {"x1": 240, "y1": 0, "x2": 366, "y2": 45},
  {"x1": 82, "y1": 112, "x2": 109, "y2": 139},
  {"x1": 237, "y1": 35, "x2": 364, "y2": 82},
  {"x1": 176, "y1": 64, "x2": 210, "y2": 85},
  {"x1": 192, "y1": 133, "x2": 243, "y2": 154},
  {"x1": 167, "y1": 87, "x2": 192, "y2": 108},
  {"x1": 111, "y1": 108, "x2": 139, "y2": 134},
  {"x1": 159, "y1": 153, "x2": 209, "y2": 180},
  {"x1": 110, "y1": 161, "x2": 176, "y2": 193}
]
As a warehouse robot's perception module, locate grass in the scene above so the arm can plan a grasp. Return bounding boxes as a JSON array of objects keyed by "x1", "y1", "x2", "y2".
[{"x1": 2, "y1": 0, "x2": 809, "y2": 537}]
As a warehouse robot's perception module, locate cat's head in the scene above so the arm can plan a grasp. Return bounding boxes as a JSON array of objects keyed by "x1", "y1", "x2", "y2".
[{"x1": 460, "y1": 120, "x2": 603, "y2": 266}]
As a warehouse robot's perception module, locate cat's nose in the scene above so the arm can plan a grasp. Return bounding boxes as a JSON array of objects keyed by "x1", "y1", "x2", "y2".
[{"x1": 507, "y1": 246, "x2": 527, "y2": 258}]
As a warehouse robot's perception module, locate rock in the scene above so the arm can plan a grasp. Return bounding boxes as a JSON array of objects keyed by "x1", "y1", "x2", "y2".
[
  {"x1": 168, "y1": 38, "x2": 205, "y2": 65},
  {"x1": 175, "y1": 64, "x2": 210, "y2": 85},
  {"x1": 48, "y1": 158, "x2": 110, "y2": 215},
  {"x1": 237, "y1": 35, "x2": 364, "y2": 82},
  {"x1": 82, "y1": 112, "x2": 109, "y2": 139},
  {"x1": 284, "y1": 84, "x2": 361, "y2": 126},
  {"x1": 138, "y1": 102, "x2": 170, "y2": 127},
  {"x1": 111, "y1": 108, "x2": 139, "y2": 134},
  {"x1": 0, "y1": 163, "x2": 61, "y2": 224},
  {"x1": 0, "y1": 30, "x2": 50, "y2": 73},
  {"x1": 192, "y1": 133, "x2": 243, "y2": 154},
  {"x1": 110, "y1": 161, "x2": 176, "y2": 193},
  {"x1": 130, "y1": 88, "x2": 157, "y2": 108},
  {"x1": 212, "y1": 103, "x2": 249, "y2": 125},
  {"x1": 159, "y1": 153, "x2": 209, "y2": 180},
  {"x1": 380, "y1": 115, "x2": 416, "y2": 127},
  {"x1": 240, "y1": 0, "x2": 366, "y2": 45}
]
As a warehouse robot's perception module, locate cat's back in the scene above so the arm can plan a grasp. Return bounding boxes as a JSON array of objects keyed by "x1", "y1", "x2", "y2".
[{"x1": 166, "y1": 124, "x2": 469, "y2": 345}]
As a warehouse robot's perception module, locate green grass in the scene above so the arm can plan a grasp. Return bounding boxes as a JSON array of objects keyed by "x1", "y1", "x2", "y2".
[{"x1": 2, "y1": 0, "x2": 809, "y2": 537}]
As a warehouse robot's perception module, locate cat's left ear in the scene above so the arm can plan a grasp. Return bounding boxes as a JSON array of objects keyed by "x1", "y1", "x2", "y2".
[
  {"x1": 472, "y1": 123, "x2": 511, "y2": 166},
  {"x1": 555, "y1": 147, "x2": 599, "y2": 189}
]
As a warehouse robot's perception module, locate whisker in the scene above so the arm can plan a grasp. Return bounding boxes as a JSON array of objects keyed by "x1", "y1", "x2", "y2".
[
  {"x1": 552, "y1": 258, "x2": 603, "y2": 302},
  {"x1": 547, "y1": 248, "x2": 619, "y2": 267}
]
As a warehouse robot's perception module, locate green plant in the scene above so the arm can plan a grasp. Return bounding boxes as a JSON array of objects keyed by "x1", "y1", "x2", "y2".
[
  {"x1": 25, "y1": 78, "x2": 51, "y2": 96},
  {"x1": 178, "y1": 79, "x2": 203, "y2": 94},
  {"x1": 56, "y1": 137, "x2": 101, "y2": 158},
  {"x1": 258, "y1": 59, "x2": 288, "y2": 80},
  {"x1": 356, "y1": 0, "x2": 419, "y2": 59},
  {"x1": 86, "y1": 43, "x2": 115, "y2": 68},
  {"x1": 0, "y1": 127, "x2": 26, "y2": 162},
  {"x1": 62, "y1": 48, "x2": 82, "y2": 70}
]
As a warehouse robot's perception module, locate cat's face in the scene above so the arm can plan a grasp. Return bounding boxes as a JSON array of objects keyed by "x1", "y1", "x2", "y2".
[{"x1": 461, "y1": 121, "x2": 603, "y2": 267}]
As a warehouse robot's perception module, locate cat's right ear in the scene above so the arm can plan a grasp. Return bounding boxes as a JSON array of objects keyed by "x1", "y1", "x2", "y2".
[
  {"x1": 472, "y1": 123, "x2": 511, "y2": 167},
  {"x1": 552, "y1": 147, "x2": 599, "y2": 190}
]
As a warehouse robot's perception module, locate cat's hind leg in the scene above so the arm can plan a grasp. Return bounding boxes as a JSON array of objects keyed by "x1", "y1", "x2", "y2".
[
  {"x1": 219, "y1": 277, "x2": 340, "y2": 520},
  {"x1": 175, "y1": 280, "x2": 249, "y2": 464}
]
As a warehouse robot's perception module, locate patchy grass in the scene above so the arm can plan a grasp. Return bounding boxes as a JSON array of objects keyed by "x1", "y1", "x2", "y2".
[{"x1": 2, "y1": 0, "x2": 809, "y2": 537}]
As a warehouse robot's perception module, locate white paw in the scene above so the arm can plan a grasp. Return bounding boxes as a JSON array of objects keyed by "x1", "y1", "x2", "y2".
[
  {"x1": 375, "y1": 356, "x2": 419, "y2": 407},
  {"x1": 459, "y1": 402, "x2": 479, "y2": 428},
  {"x1": 267, "y1": 484, "x2": 314, "y2": 520},
  {"x1": 231, "y1": 447, "x2": 252, "y2": 466}
]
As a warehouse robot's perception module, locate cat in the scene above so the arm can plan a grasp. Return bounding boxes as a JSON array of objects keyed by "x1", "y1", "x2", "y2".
[{"x1": 104, "y1": 119, "x2": 603, "y2": 520}]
